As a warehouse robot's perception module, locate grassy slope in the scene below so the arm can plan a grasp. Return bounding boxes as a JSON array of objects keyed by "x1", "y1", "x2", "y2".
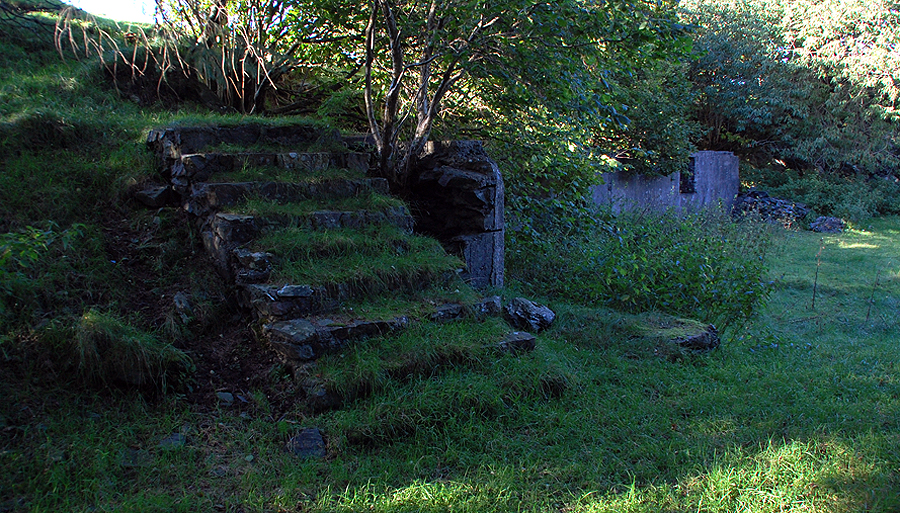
[
  {"x1": 3, "y1": 6, "x2": 900, "y2": 513},
  {"x1": 4, "y1": 219, "x2": 900, "y2": 510}
]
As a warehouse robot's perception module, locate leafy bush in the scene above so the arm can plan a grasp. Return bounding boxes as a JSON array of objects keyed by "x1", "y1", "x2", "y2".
[
  {"x1": 508, "y1": 209, "x2": 773, "y2": 327},
  {"x1": 0, "y1": 223, "x2": 83, "y2": 321},
  {"x1": 38, "y1": 309, "x2": 191, "y2": 389}
]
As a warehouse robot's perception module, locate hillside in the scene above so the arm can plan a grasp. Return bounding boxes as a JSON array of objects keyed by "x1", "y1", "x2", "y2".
[{"x1": 2, "y1": 3, "x2": 900, "y2": 512}]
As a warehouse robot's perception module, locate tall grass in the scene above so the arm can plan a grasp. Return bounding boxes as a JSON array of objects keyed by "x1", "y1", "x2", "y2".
[{"x1": 36, "y1": 309, "x2": 191, "y2": 388}]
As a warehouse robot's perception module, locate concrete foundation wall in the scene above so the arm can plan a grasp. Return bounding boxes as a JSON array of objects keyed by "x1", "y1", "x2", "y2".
[
  {"x1": 590, "y1": 151, "x2": 739, "y2": 214},
  {"x1": 681, "y1": 151, "x2": 740, "y2": 213},
  {"x1": 591, "y1": 171, "x2": 680, "y2": 214}
]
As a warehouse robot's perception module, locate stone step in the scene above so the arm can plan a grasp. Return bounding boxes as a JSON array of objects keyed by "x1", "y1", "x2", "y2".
[
  {"x1": 240, "y1": 267, "x2": 456, "y2": 320},
  {"x1": 184, "y1": 178, "x2": 390, "y2": 217},
  {"x1": 262, "y1": 316, "x2": 408, "y2": 363},
  {"x1": 171, "y1": 151, "x2": 369, "y2": 184},
  {"x1": 197, "y1": 205, "x2": 416, "y2": 280},
  {"x1": 256, "y1": 207, "x2": 414, "y2": 234},
  {"x1": 242, "y1": 283, "x2": 339, "y2": 319},
  {"x1": 148, "y1": 123, "x2": 341, "y2": 159}
]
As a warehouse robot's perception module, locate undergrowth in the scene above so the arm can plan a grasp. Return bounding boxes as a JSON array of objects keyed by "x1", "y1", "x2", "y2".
[{"x1": 509, "y1": 209, "x2": 774, "y2": 327}]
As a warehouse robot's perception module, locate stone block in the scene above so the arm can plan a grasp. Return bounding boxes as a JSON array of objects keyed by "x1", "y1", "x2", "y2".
[{"x1": 448, "y1": 231, "x2": 504, "y2": 288}]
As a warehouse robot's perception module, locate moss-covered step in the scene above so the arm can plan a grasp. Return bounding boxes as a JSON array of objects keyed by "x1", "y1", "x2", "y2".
[
  {"x1": 262, "y1": 316, "x2": 408, "y2": 363},
  {"x1": 229, "y1": 195, "x2": 414, "y2": 233},
  {"x1": 147, "y1": 122, "x2": 341, "y2": 160},
  {"x1": 184, "y1": 178, "x2": 390, "y2": 216},
  {"x1": 173, "y1": 151, "x2": 369, "y2": 184}
]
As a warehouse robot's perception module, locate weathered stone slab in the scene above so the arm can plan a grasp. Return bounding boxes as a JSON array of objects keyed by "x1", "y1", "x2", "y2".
[
  {"x1": 498, "y1": 331, "x2": 536, "y2": 353},
  {"x1": 504, "y1": 297, "x2": 555, "y2": 333},
  {"x1": 448, "y1": 231, "x2": 504, "y2": 288},
  {"x1": 263, "y1": 317, "x2": 408, "y2": 362},
  {"x1": 286, "y1": 428, "x2": 326, "y2": 459},
  {"x1": 264, "y1": 318, "x2": 319, "y2": 361},
  {"x1": 134, "y1": 185, "x2": 177, "y2": 208},
  {"x1": 213, "y1": 213, "x2": 258, "y2": 245},
  {"x1": 277, "y1": 285, "x2": 314, "y2": 298}
]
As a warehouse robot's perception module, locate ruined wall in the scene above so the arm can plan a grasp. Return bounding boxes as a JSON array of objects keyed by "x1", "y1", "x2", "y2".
[
  {"x1": 680, "y1": 151, "x2": 740, "y2": 213},
  {"x1": 590, "y1": 151, "x2": 740, "y2": 214},
  {"x1": 408, "y1": 141, "x2": 504, "y2": 288}
]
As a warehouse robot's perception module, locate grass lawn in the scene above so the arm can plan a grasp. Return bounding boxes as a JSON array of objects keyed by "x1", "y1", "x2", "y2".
[{"x1": 3, "y1": 219, "x2": 900, "y2": 512}]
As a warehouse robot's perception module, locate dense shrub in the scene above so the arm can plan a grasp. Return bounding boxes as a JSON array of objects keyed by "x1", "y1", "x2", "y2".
[{"x1": 508, "y1": 209, "x2": 773, "y2": 327}]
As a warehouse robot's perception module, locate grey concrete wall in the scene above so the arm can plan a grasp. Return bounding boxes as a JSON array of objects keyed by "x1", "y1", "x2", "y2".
[
  {"x1": 591, "y1": 171, "x2": 680, "y2": 214},
  {"x1": 590, "y1": 151, "x2": 739, "y2": 214},
  {"x1": 680, "y1": 151, "x2": 740, "y2": 213}
]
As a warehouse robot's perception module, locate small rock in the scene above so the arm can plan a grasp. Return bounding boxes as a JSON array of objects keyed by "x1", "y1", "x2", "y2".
[
  {"x1": 498, "y1": 331, "x2": 536, "y2": 353},
  {"x1": 173, "y1": 291, "x2": 193, "y2": 324},
  {"x1": 216, "y1": 392, "x2": 234, "y2": 404},
  {"x1": 474, "y1": 296, "x2": 502, "y2": 318},
  {"x1": 277, "y1": 285, "x2": 314, "y2": 298},
  {"x1": 504, "y1": 297, "x2": 555, "y2": 333},
  {"x1": 158, "y1": 433, "x2": 186, "y2": 450},
  {"x1": 286, "y1": 427, "x2": 326, "y2": 459},
  {"x1": 673, "y1": 324, "x2": 720, "y2": 352}
]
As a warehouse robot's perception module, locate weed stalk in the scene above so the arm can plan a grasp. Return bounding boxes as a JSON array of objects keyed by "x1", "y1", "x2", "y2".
[
  {"x1": 866, "y1": 269, "x2": 881, "y2": 323},
  {"x1": 811, "y1": 239, "x2": 824, "y2": 310}
]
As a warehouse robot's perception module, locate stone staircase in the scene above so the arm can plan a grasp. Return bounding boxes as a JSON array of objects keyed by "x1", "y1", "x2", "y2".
[{"x1": 144, "y1": 122, "x2": 475, "y2": 367}]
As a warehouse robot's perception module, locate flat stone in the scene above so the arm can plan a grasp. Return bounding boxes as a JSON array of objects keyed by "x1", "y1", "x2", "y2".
[
  {"x1": 430, "y1": 303, "x2": 465, "y2": 322},
  {"x1": 134, "y1": 185, "x2": 177, "y2": 208},
  {"x1": 158, "y1": 433, "x2": 187, "y2": 450},
  {"x1": 286, "y1": 428, "x2": 326, "y2": 459},
  {"x1": 264, "y1": 319, "x2": 319, "y2": 361},
  {"x1": 498, "y1": 331, "x2": 536, "y2": 353},
  {"x1": 277, "y1": 285, "x2": 314, "y2": 298},
  {"x1": 233, "y1": 249, "x2": 272, "y2": 270},
  {"x1": 216, "y1": 392, "x2": 234, "y2": 404}
]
